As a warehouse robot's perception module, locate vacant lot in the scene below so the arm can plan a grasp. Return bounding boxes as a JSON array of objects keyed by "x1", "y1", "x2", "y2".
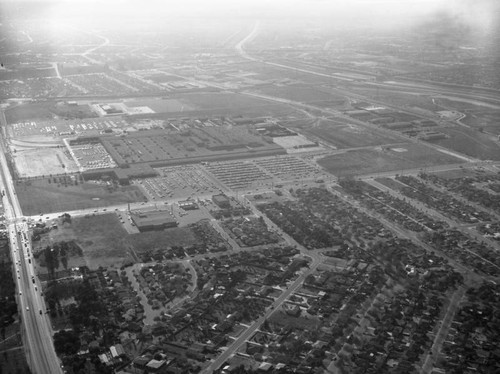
[
  {"x1": 35, "y1": 214, "x2": 131, "y2": 269},
  {"x1": 127, "y1": 98, "x2": 195, "y2": 113},
  {"x1": 5, "y1": 101, "x2": 97, "y2": 124},
  {"x1": 13, "y1": 147, "x2": 78, "y2": 177},
  {"x1": 170, "y1": 92, "x2": 297, "y2": 117},
  {"x1": 305, "y1": 120, "x2": 403, "y2": 148},
  {"x1": 462, "y1": 111, "x2": 500, "y2": 135},
  {"x1": 128, "y1": 227, "x2": 198, "y2": 253},
  {"x1": 318, "y1": 143, "x2": 463, "y2": 176},
  {"x1": 428, "y1": 127, "x2": 500, "y2": 160},
  {"x1": 257, "y1": 84, "x2": 346, "y2": 104},
  {"x1": 16, "y1": 179, "x2": 146, "y2": 215}
]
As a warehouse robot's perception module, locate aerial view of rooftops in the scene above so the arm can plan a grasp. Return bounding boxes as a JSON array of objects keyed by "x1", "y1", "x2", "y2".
[{"x1": 1, "y1": 1, "x2": 500, "y2": 373}]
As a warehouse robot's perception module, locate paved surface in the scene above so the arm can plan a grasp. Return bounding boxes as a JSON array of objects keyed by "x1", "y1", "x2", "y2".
[{"x1": 1, "y1": 109, "x2": 63, "y2": 374}]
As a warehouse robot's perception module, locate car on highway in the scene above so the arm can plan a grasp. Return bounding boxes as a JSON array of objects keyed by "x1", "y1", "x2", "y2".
[{"x1": 26, "y1": 307, "x2": 29, "y2": 311}]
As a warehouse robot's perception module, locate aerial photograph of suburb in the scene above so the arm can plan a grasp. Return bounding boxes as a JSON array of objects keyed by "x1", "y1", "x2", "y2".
[{"x1": 0, "y1": 0, "x2": 499, "y2": 373}]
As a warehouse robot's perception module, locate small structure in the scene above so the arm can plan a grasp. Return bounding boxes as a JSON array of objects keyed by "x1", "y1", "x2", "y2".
[
  {"x1": 212, "y1": 194, "x2": 230, "y2": 209},
  {"x1": 146, "y1": 359, "x2": 167, "y2": 372},
  {"x1": 178, "y1": 200, "x2": 199, "y2": 210}
]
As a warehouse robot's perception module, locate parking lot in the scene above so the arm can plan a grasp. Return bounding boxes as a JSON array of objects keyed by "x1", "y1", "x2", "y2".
[
  {"x1": 133, "y1": 165, "x2": 224, "y2": 200},
  {"x1": 67, "y1": 142, "x2": 117, "y2": 171},
  {"x1": 10, "y1": 117, "x2": 127, "y2": 138}
]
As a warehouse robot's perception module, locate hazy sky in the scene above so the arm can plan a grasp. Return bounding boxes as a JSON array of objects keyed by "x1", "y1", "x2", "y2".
[{"x1": 1, "y1": 0, "x2": 498, "y2": 36}]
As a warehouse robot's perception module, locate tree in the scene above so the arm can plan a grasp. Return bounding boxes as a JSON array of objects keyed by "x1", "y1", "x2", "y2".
[{"x1": 53, "y1": 330, "x2": 80, "y2": 355}]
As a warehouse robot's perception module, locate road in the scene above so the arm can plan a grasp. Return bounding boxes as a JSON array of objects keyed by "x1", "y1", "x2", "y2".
[
  {"x1": 0, "y1": 109, "x2": 63, "y2": 374},
  {"x1": 420, "y1": 286, "x2": 466, "y2": 374},
  {"x1": 235, "y1": 21, "x2": 260, "y2": 61},
  {"x1": 203, "y1": 257, "x2": 321, "y2": 373}
]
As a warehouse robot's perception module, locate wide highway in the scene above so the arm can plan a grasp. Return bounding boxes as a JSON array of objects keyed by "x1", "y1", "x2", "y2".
[{"x1": 0, "y1": 109, "x2": 63, "y2": 374}]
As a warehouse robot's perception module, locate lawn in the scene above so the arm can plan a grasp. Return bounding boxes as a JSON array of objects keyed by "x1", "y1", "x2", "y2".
[
  {"x1": 268, "y1": 310, "x2": 321, "y2": 331},
  {"x1": 16, "y1": 178, "x2": 146, "y2": 215}
]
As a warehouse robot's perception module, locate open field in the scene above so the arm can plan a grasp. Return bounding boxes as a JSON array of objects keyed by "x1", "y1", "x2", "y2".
[
  {"x1": 427, "y1": 127, "x2": 500, "y2": 160},
  {"x1": 12, "y1": 147, "x2": 79, "y2": 177},
  {"x1": 462, "y1": 111, "x2": 500, "y2": 136},
  {"x1": 15, "y1": 178, "x2": 146, "y2": 215},
  {"x1": 164, "y1": 92, "x2": 299, "y2": 117},
  {"x1": 0, "y1": 345, "x2": 31, "y2": 374},
  {"x1": 139, "y1": 72, "x2": 182, "y2": 83},
  {"x1": 257, "y1": 84, "x2": 347, "y2": 104},
  {"x1": 353, "y1": 88, "x2": 442, "y2": 113},
  {"x1": 303, "y1": 119, "x2": 403, "y2": 148},
  {"x1": 34, "y1": 214, "x2": 132, "y2": 269},
  {"x1": 128, "y1": 227, "x2": 198, "y2": 253},
  {"x1": 5, "y1": 101, "x2": 97, "y2": 124},
  {"x1": 178, "y1": 92, "x2": 273, "y2": 110},
  {"x1": 126, "y1": 98, "x2": 195, "y2": 112},
  {"x1": 317, "y1": 143, "x2": 464, "y2": 176}
]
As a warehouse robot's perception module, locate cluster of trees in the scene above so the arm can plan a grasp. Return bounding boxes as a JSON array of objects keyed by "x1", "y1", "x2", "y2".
[
  {"x1": 39, "y1": 240, "x2": 82, "y2": 276},
  {"x1": 0, "y1": 254, "x2": 18, "y2": 335},
  {"x1": 47, "y1": 174, "x2": 83, "y2": 187},
  {"x1": 258, "y1": 202, "x2": 340, "y2": 249}
]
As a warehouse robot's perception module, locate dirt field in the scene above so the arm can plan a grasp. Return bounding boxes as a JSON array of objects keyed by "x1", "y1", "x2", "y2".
[
  {"x1": 34, "y1": 214, "x2": 132, "y2": 269},
  {"x1": 317, "y1": 143, "x2": 463, "y2": 176},
  {"x1": 16, "y1": 179, "x2": 146, "y2": 215},
  {"x1": 12, "y1": 147, "x2": 79, "y2": 177}
]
